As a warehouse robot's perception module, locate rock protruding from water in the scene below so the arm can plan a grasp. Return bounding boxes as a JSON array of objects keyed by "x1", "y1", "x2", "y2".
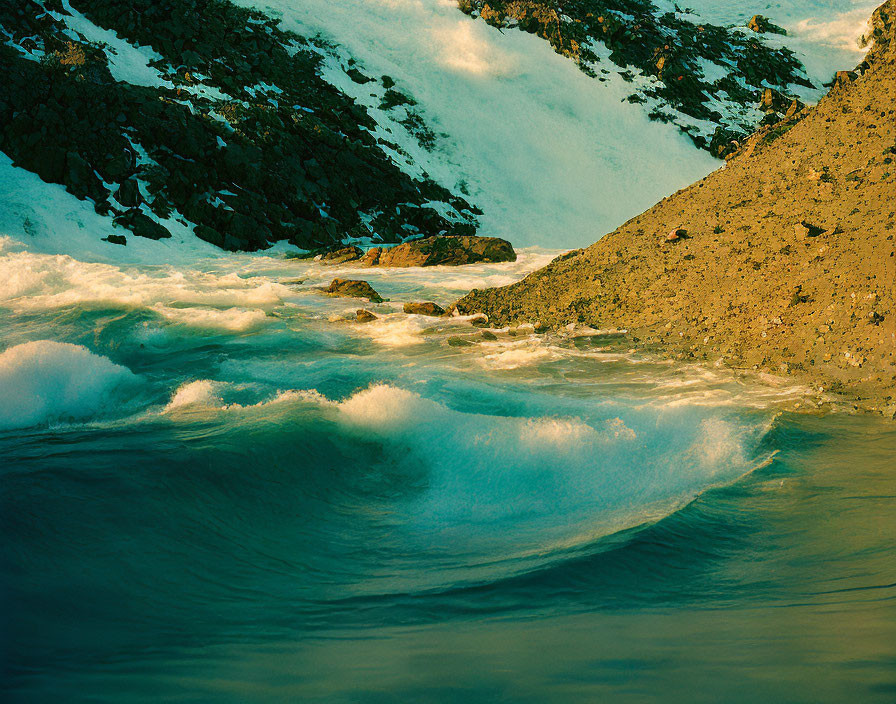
[
  {"x1": 373, "y1": 236, "x2": 516, "y2": 267},
  {"x1": 403, "y1": 302, "x2": 446, "y2": 316},
  {"x1": 356, "y1": 309, "x2": 378, "y2": 322},
  {"x1": 322, "y1": 246, "x2": 365, "y2": 264},
  {"x1": 315, "y1": 236, "x2": 516, "y2": 268},
  {"x1": 747, "y1": 15, "x2": 787, "y2": 36},
  {"x1": 327, "y1": 279, "x2": 383, "y2": 303}
]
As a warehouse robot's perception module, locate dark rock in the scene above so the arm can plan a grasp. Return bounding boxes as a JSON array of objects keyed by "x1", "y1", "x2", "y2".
[
  {"x1": 794, "y1": 221, "x2": 826, "y2": 238},
  {"x1": 447, "y1": 336, "x2": 474, "y2": 347},
  {"x1": 710, "y1": 128, "x2": 743, "y2": 160},
  {"x1": 194, "y1": 223, "x2": 242, "y2": 250},
  {"x1": 326, "y1": 278, "x2": 383, "y2": 303},
  {"x1": 345, "y1": 67, "x2": 371, "y2": 84},
  {"x1": 114, "y1": 178, "x2": 142, "y2": 208},
  {"x1": 403, "y1": 301, "x2": 445, "y2": 316},
  {"x1": 65, "y1": 151, "x2": 94, "y2": 198},
  {"x1": 356, "y1": 309, "x2": 378, "y2": 322},
  {"x1": 480, "y1": 330, "x2": 498, "y2": 340},
  {"x1": 103, "y1": 234, "x2": 127, "y2": 245},
  {"x1": 114, "y1": 210, "x2": 171, "y2": 240},
  {"x1": 103, "y1": 149, "x2": 135, "y2": 180}
]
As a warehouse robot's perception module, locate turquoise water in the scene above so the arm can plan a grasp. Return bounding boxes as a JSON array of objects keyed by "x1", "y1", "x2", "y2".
[{"x1": 1, "y1": 243, "x2": 894, "y2": 702}]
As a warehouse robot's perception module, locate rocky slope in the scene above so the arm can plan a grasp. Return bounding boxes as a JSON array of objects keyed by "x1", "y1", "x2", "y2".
[
  {"x1": 458, "y1": 0, "x2": 821, "y2": 155},
  {"x1": 456, "y1": 0, "x2": 896, "y2": 412},
  {"x1": 0, "y1": 0, "x2": 479, "y2": 251}
]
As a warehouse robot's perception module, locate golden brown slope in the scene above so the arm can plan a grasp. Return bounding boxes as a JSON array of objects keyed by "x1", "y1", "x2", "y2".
[{"x1": 456, "y1": 0, "x2": 896, "y2": 411}]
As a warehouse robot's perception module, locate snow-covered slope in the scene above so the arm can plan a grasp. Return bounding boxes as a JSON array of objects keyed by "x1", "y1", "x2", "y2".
[
  {"x1": 237, "y1": 0, "x2": 717, "y2": 248},
  {"x1": 0, "y1": 0, "x2": 881, "y2": 254},
  {"x1": 238, "y1": 0, "x2": 878, "y2": 248}
]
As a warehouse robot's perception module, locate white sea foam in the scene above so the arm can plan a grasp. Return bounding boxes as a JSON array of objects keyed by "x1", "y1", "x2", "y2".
[
  {"x1": 0, "y1": 340, "x2": 137, "y2": 430},
  {"x1": 150, "y1": 305, "x2": 268, "y2": 332},
  {"x1": 164, "y1": 380, "x2": 225, "y2": 411},
  {"x1": 477, "y1": 342, "x2": 559, "y2": 370}
]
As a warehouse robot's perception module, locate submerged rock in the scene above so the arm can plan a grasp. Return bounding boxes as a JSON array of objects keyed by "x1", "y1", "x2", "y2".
[
  {"x1": 373, "y1": 236, "x2": 516, "y2": 267},
  {"x1": 326, "y1": 278, "x2": 383, "y2": 303},
  {"x1": 403, "y1": 302, "x2": 445, "y2": 316}
]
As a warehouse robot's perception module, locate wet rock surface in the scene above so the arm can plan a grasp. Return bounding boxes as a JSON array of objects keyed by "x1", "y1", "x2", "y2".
[
  {"x1": 312, "y1": 235, "x2": 517, "y2": 267},
  {"x1": 403, "y1": 302, "x2": 446, "y2": 316},
  {"x1": 326, "y1": 278, "x2": 383, "y2": 303},
  {"x1": 373, "y1": 235, "x2": 516, "y2": 267}
]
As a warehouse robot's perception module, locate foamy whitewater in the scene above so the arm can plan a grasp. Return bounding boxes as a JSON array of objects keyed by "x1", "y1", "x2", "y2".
[{"x1": 2, "y1": 2, "x2": 895, "y2": 702}]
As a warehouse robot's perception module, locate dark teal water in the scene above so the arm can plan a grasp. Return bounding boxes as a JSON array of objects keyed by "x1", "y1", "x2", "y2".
[{"x1": 1, "y1": 246, "x2": 894, "y2": 702}]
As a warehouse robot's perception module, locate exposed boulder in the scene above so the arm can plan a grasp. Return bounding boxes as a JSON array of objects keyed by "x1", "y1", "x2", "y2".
[
  {"x1": 360, "y1": 247, "x2": 382, "y2": 266},
  {"x1": 794, "y1": 221, "x2": 827, "y2": 238},
  {"x1": 664, "y1": 227, "x2": 687, "y2": 243},
  {"x1": 326, "y1": 278, "x2": 384, "y2": 303},
  {"x1": 356, "y1": 309, "x2": 378, "y2": 322},
  {"x1": 403, "y1": 301, "x2": 445, "y2": 316},
  {"x1": 747, "y1": 15, "x2": 787, "y2": 36},
  {"x1": 114, "y1": 178, "x2": 142, "y2": 208},
  {"x1": 373, "y1": 236, "x2": 516, "y2": 267},
  {"x1": 113, "y1": 210, "x2": 171, "y2": 240}
]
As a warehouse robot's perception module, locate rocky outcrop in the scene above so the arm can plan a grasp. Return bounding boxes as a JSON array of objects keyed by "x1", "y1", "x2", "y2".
[
  {"x1": 326, "y1": 279, "x2": 383, "y2": 303},
  {"x1": 0, "y1": 0, "x2": 479, "y2": 250},
  {"x1": 455, "y1": 0, "x2": 896, "y2": 411},
  {"x1": 312, "y1": 235, "x2": 517, "y2": 267},
  {"x1": 370, "y1": 236, "x2": 516, "y2": 267},
  {"x1": 321, "y1": 246, "x2": 365, "y2": 264},
  {"x1": 747, "y1": 15, "x2": 786, "y2": 36},
  {"x1": 403, "y1": 302, "x2": 445, "y2": 316},
  {"x1": 458, "y1": 0, "x2": 812, "y2": 152},
  {"x1": 356, "y1": 309, "x2": 378, "y2": 322}
]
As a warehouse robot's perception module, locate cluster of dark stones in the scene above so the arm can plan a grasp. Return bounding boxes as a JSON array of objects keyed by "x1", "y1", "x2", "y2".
[
  {"x1": 309, "y1": 235, "x2": 517, "y2": 267},
  {"x1": 0, "y1": 0, "x2": 479, "y2": 250},
  {"x1": 457, "y1": 0, "x2": 813, "y2": 155}
]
